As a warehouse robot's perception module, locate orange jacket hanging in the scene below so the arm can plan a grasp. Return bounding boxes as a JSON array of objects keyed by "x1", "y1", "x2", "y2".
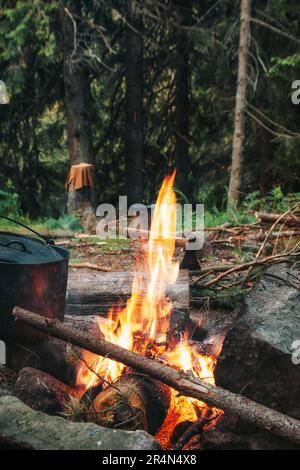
[{"x1": 65, "y1": 163, "x2": 94, "y2": 191}]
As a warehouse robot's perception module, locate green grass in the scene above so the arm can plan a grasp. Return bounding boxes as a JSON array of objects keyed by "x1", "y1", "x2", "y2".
[
  {"x1": 204, "y1": 209, "x2": 256, "y2": 228},
  {"x1": 43, "y1": 215, "x2": 82, "y2": 232},
  {"x1": 202, "y1": 187, "x2": 300, "y2": 229},
  {"x1": 0, "y1": 214, "x2": 82, "y2": 235}
]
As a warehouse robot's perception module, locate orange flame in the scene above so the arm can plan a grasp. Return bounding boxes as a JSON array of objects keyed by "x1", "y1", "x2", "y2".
[{"x1": 76, "y1": 171, "x2": 222, "y2": 443}]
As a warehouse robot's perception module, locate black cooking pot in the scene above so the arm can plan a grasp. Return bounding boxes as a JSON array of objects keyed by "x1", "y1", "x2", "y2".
[{"x1": 0, "y1": 217, "x2": 69, "y2": 341}]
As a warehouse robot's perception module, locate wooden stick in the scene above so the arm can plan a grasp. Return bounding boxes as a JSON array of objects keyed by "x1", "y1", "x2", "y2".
[
  {"x1": 124, "y1": 227, "x2": 189, "y2": 248},
  {"x1": 13, "y1": 307, "x2": 300, "y2": 446},
  {"x1": 69, "y1": 263, "x2": 112, "y2": 272}
]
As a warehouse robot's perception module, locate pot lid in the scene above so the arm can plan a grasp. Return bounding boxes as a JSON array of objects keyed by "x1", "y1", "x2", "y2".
[{"x1": 0, "y1": 232, "x2": 65, "y2": 264}]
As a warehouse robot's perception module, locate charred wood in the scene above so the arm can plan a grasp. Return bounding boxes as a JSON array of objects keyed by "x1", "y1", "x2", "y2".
[{"x1": 93, "y1": 373, "x2": 171, "y2": 435}]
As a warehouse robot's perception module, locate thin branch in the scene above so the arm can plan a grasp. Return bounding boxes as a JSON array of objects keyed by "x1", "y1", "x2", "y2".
[
  {"x1": 246, "y1": 109, "x2": 295, "y2": 139},
  {"x1": 250, "y1": 17, "x2": 300, "y2": 45},
  {"x1": 248, "y1": 103, "x2": 300, "y2": 137},
  {"x1": 192, "y1": 251, "x2": 300, "y2": 288}
]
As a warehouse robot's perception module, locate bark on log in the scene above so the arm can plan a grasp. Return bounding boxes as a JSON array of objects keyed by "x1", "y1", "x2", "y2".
[
  {"x1": 255, "y1": 211, "x2": 300, "y2": 227},
  {"x1": 64, "y1": 314, "x2": 107, "y2": 333},
  {"x1": 13, "y1": 307, "x2": 300, "y2": 446},
  {"x1": 93, "y1": 373, "x2": 171, "y2": 435},
  {"x1": 66, "y1": 269, "x2": 190, "y2": 315}
]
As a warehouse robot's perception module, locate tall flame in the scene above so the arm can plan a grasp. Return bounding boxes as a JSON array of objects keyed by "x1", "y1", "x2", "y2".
[{"x1": 76, "y1": 171, "x2": 221, "y2": 445}]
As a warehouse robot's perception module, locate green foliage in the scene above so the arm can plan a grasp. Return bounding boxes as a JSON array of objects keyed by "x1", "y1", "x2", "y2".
[
  {"x1": 0, "y1": 190, "x2": 20, "y2": 216},
  {"x1": 203, "y1": 187, "x2": 299, "y2": 229},
  {"x1": 44, "y1": 215, "x2": 83, "y2": 232},
  {"x1": 241, "y1": 188, "x2": 300, "y2": 213},
  {"x1": 0, "y1": 214, "x2": 82, "y2": 235},
  {"x1": 268, "y1": 54, "x2": 300, "y2": 79},
  {"x1": 200, "y1": 286, "x2": 246, "y2": 310},
  {"x1": 204, "y1": 208, "x2": 256, "y2": 228}
]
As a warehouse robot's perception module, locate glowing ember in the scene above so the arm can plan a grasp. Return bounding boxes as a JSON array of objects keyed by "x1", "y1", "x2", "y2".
[{"x1": 76, "y1": 170, "x2": 222, "y2": 444}]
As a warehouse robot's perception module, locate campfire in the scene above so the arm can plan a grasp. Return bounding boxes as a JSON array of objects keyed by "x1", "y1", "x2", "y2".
[
  {"x1": 5, "y1": 172, "x2": 300, "y2": 451},
  {"x1": 75, "y1": 171, "x2": 222, "y2": 448}
]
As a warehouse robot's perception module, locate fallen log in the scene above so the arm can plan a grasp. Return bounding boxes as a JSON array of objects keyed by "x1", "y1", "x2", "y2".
[
  {"x1": 248, "y1": 230, "x2": 300, "y2": 240},
  {"x1": 67, "y1": 269, "x2": 190, "y2": 315},
  {"x1": 93, "y1": 373, "x2": 171, "y2": 435},
  {"x1": 255, "y1": 211, "x2": 300, "y2": 227},
  {"x1": 13, "y1": 307, "x2": 300, "y2": 446}
]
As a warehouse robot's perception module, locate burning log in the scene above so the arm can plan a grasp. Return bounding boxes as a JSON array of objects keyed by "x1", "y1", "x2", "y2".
[
  {"x1": 15, "y1": 367, "x2": 75, "y2": 414},
  {"x1": 13, "y1": 307, "x2": 300, "y2": 447},
  {"x1": 93, "y1": 373, "x2": 171, "y2": 435},
  {"x1": 173, "y1": 407, "x2": 215, "y2": 450},
  {"x1": 168, "y1": 308, "x2": 190, "y2": 347},
  {"x1": 255, "y1": 211, "x2": 300, "y2": 227}
]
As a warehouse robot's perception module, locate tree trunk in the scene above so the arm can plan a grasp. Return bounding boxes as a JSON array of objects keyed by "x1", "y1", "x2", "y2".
[
  {"x1": 124, "y1": 1, "x2": 144, "y2": 206},
  {"x1": 227, "y1": 0, "x2": 251, "y2": 209},
  {"x1": 174, "y1": 0, "x2": 192, "y2": 198},
  {"x1": 60, "y1": 1, "x2": 94, "y2": 220}
]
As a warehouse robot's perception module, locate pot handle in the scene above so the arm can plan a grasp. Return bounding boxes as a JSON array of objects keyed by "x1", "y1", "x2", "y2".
[
  {"x1": 5, "y1": 240, "x2": 32, "y2": 253},
  {"x1": 0, "y1": 216, "x2": 54, "y2": 245}
]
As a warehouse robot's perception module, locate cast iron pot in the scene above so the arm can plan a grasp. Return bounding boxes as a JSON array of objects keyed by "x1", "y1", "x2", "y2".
[{"x1": 0, "y1": 217, "x2": 69, "y2": 341}]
